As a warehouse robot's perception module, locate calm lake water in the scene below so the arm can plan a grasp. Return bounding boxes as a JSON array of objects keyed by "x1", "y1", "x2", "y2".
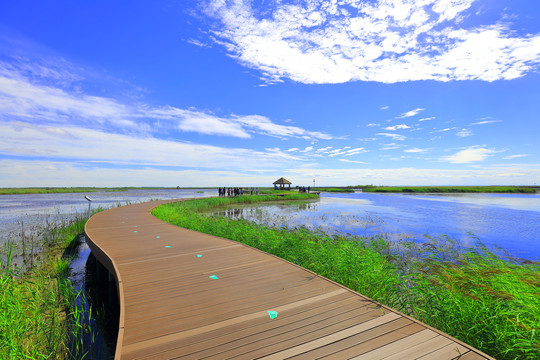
[
  {"x1": 0, "y1": 189, "x2": 215, "y2": 245},
  {"x1": 211, "y1": 191, "x2": 540, "y2": 261}
]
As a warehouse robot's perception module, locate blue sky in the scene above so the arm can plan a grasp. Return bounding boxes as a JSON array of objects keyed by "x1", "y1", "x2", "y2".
[{"x1": 1, "y1": 0, "x2": 539, "y2": 187}]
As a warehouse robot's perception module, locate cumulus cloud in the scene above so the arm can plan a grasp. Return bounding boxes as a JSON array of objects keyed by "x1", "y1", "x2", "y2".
[
  {"x1": 202, "y1": 0, "x2": 540, "y2": 84},
  {"x1": 442, "y1": 145, "x2": 497, "y2": 163}
]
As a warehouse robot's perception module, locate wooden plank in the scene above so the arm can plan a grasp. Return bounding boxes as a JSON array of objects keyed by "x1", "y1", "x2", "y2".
[
  {"x1": 317, "y1": 322, "x2": 426, "y2": 359},
  {"x1": 416, "y1": 341, "x2": 471, "y2": 360},
  {"x1": 349, "y1": 329, "x2": 440, "y2": 360},
  {"x1": 256, "y1": 313, "x2": 400, "y2": 360},
  {"x1": 129, "y1": 292, "x2": 358, "y2": 359}
]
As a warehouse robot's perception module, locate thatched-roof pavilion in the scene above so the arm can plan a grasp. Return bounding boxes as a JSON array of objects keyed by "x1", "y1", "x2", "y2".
[{"x1": 273, "y1": 177, "x2": 292, "y2": 190}]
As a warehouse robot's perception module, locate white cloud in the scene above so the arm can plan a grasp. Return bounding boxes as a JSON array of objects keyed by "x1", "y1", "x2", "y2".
[
  {"x1": 404, "y1": 147, "x2": 429, "y2": 153},
  {"x1": 366, "y1": 123, "x2": 380, "y2": 127},
  {"x1": 380, "y1": 105, "x2": 389, "y2": 110},
  {"x1": 328, "y1": 147, "x2": 367, "y2": 157},
  {"x1": 339, "y1": 159, "x2": 367, "y2": 164},
  {"x1": 0, "y1": 122, "x2": 302, "y2": 170},
  {"x1": 147, "y1": 107, "x2": 333, "y2": 140},
  {"x1": 418, "y1": 117, "x2": 436, "y2": 122},
  {"x1": 377, "y1": 133, "x2": 407, "y2": 141},
  {"x1": 300, "y1": 146, "x2": 314, "y2": 153},
  {"x1": 456, "y1": 128, "x2": 473, "y2": 137},
  {"x1": 470, "y1": 119, "x2": 503, "y2": 125},
  {"x1": 0, "y1": 60, "x2": 333, "y2": 141},
  {"x1": 396, "y1": 108, "x2": 425, "y2": 119},
  {"x1": 503, "y1": 154, "x2": 529, "y2": 160},
  {"x1": 202, "y1": 0, "x2": 540, "y2": 84},
  {"x1": 3, "y1": 160, "x2": 538, "y2": 187},
  {"x1": 384, "y1": 124, "x2": 411, "y2": 130},
  {"x1": 441, "y1": 146, "x2": 497, "y2": 163},
  {"x1": 381, "y1": 143, "x2": 403, "y2": 150}
]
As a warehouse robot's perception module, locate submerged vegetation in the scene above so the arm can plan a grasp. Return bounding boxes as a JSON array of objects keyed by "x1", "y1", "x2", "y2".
[
  {"x1": 0, "y1": 211, "x2": 101, "y2": 358},
  {"x1": 153, "y1": 195, "x2": 539, "y2": 360},
  {"x1": 361, "y1": 185, "x2": 537, "y2": 193}
]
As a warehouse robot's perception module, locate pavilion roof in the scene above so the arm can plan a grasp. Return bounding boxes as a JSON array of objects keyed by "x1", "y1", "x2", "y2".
[{"x1": 273, "y1": 177, "x2": 292, "y2": 185}]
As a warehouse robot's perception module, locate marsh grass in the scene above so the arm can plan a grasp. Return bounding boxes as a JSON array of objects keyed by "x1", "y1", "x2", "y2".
[
  {"x1": 0, "y1": 208, "x2": 105, "y2": 359},
  {"x1": 362, "y1": 185, "x2": 537, "y2": 193},
  {"x1": 153, "y1": 195, "x2": 539, "y2": 360},
  {"x1": 312, "y1": 187, "x2": 355, "y2": 193}
]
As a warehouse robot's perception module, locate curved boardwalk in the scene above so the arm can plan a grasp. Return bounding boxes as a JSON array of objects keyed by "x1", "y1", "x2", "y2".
[{"x1": 85, "y1": 199, "x2": 495, "y2": 360}]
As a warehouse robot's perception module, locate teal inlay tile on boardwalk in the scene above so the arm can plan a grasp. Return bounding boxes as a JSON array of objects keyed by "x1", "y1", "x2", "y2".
[{"x1": 85, "y1": 200, "x2": 495, "y2": 360}]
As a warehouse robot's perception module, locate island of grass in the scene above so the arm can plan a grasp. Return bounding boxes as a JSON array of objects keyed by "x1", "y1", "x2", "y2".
[
  {"x1": 361, "y1": 185, "x2": 537, "y2": 194},
  {"x1": 152, "y1": 194, "x2": 539, "y2": 360},
  {"x1": 0, "y1": 187, "x2": 176, "y2": 195},
  {"x1": 311, "y1": 187, "x2": 355, "y2": 193}
]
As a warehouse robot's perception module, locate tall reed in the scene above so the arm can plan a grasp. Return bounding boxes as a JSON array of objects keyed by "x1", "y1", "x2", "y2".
[{"x1": 0, "y1": 209, "x2": 103, "y2": 359}]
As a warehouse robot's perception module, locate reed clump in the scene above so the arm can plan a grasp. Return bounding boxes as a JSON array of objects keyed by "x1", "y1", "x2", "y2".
[
  {"x1": 152, "y1": 195, "x2": 539, "y2": 360},
  {"x1": 0, "y1": 211, "x2": 100, "y2": 359}
]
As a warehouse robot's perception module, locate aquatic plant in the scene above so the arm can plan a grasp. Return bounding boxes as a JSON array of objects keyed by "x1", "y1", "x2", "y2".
[
  {"x1": 0, "y1": 210, "x2": 103, "y2": 359},
  {"x1": 153, "y1": 195, "x2": 539, "y2": 360}
]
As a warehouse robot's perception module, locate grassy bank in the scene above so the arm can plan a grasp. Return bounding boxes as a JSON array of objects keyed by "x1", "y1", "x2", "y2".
[
  {"x1": 312, "y1": 187, "x2": 355, "y2": 193},
  {"x1": 152, "y1": 195, "x2": 539, "y2": 360},
  {"x1": 0, "y1": 213, "x2": 97, "y2": 358},
  {"x1": 0, "y1": 187, "x2": 133, "y2": 195},
  {"x1": 361, "y1": 185, "x2": 537, "y2": 193}
]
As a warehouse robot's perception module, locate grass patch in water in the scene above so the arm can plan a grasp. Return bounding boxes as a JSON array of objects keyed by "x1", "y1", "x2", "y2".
[{"x1": 152, "y1": 195, "x2": 539, "y2": 360}]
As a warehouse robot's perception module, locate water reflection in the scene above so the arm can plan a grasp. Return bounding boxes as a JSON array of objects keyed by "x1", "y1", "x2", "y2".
[
  {"x1": 0, "y1": 189, "x2": 214, "y2": 245},
  {"x1": 209, "y1": 192, "x2": 540, "y2": 261}
]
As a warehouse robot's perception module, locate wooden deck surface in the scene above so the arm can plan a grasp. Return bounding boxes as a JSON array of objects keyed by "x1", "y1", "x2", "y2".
[{"x1": 85, "y1": 199, "x2": 495, "y2": 360}]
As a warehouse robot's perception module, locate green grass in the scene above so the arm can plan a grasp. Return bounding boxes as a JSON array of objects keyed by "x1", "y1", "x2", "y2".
[
  {"x1": 361, "y1": 185, "x2": 537, "y2": 193},
  {"x1": 152, "y1": 196, "x2": 539, "y2": 360},
  {"x1": 312, "y1": 187, "x2": 355, "y2": 193},
  {"x1": 0, "y1": 187, "x2": 135, "y2": 195},
  {"x1": 0, "y1": 210, "x2": 101, "y2": 359}
]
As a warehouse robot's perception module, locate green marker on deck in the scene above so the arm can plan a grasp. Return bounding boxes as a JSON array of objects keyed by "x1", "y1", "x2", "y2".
[{"x1": 268, "y1": 311, "x2": 278, "y2": 319}]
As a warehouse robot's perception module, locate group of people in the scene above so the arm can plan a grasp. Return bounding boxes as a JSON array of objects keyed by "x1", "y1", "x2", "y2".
[
  {"x1": 218, "y1": 187, "x2": 258, "y2": 197},
  {"x1": 299, "y1": 186, "x2": 311, "y2": 193}
]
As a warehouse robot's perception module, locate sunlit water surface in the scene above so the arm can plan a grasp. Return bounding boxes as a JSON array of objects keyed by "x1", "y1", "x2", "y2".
[{"x1": 211, "y1": 191, "x2": 540, "y2": 261}]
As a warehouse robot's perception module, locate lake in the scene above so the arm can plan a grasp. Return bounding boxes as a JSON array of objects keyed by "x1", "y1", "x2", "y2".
[
  {"x1": 0, "y1": 189, "x2": 215, "y2": 245},
  {"x1": 1, "y1": 189, "x2": 538, "y2": 260},
  {"x1": 210, "y1": 191, "x2": 540, "y2": 261}
]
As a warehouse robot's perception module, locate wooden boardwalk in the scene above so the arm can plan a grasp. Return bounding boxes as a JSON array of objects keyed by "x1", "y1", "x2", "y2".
[{"x1": 85, "y1": 200, "x2": 495, "y2": 360}]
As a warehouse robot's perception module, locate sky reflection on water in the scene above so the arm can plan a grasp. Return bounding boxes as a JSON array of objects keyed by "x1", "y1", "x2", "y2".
[
  {"x1": 212, "y1": 192, "x2": 540, "y2": 261},
  {"x1": 0, "y1": 189, "x2": 214, "y2": 245}
]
